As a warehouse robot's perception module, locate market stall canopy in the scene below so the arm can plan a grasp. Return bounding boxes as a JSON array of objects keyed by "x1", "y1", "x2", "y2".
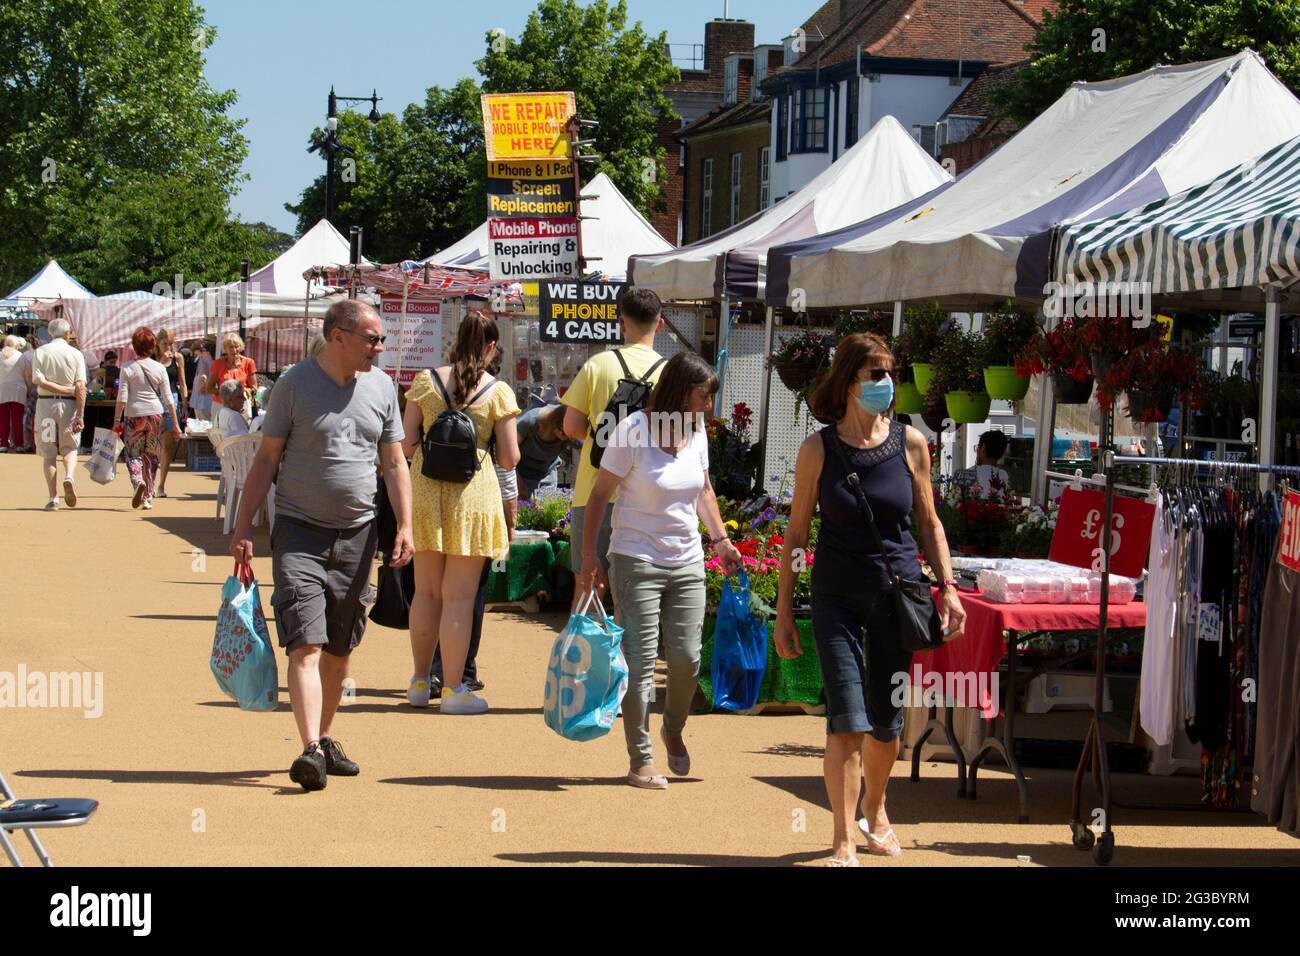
[
  {"x1": 242, "y1": 218, "x2": 369, "y2": 299},
  {"x1": 33, "y1": 294, "x2": 205, "y2": 353},
  {"x1": 4, "y1": 259, "x2": 96, "y2": 301},
  {"x1": 1056, "y1": 133, "x2": 1300, "y2": 295},
  {"x1": 628, "y1": 116, "x2": 951, "y2": 301},
  {"x1": 766, "y1": 51, "x2": 1300, "y2": 309},
  {"x1": 422, "y1": 172, "x2": 671, "y2": 281}
]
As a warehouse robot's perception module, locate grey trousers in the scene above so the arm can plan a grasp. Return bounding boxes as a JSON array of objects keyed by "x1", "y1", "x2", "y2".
[{"x1": 608, "y1": 553, "x2": 706, "y2": 769}]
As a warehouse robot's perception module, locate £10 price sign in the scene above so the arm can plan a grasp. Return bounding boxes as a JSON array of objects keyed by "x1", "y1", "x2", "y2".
[
  {"x1": 1048, "y1": 486, "x2": 1155, "y2": 578},
  {"x1": 1277, "y1": 488, "x2": 1300, "y2": 573}
]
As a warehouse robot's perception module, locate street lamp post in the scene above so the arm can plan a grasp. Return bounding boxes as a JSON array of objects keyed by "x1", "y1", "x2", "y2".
[{"x1": 308, "y1": 87, "x2": 382, "y2": 224}]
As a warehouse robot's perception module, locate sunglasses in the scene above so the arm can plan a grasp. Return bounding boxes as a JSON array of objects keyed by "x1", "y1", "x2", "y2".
[
  {"x1": 340, "y1": 328, "x2": 387, "y2": 347},
  {"x1": 860, "y1": 368, "x2": 894, "y2": 383}
]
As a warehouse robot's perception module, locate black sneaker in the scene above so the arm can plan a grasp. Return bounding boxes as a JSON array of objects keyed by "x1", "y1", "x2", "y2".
[
  {"x1": 319, "y1": 737, "x2": 359, "y2": 776},
  {"x1": 465, "y1": 677, "x2": 485, "y2": 692},
  {"x1": 429, "y1": 674, "x2": 443, "y2": 697},
  {"x1": 289, "y1": 743, "x2": 327, "y2": 791}
]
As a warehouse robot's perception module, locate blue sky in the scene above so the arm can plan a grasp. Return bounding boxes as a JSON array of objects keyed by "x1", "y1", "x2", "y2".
[{"x1": 202, "y1": 0, "x2": 799, "y2": 235}]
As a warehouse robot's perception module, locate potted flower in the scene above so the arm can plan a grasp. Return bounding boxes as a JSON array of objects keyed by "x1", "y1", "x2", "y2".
[
  {"x1": 1080, "y1": 316, "x2": 1162, "y2": 395},
  {"x1": 768, "y1": 328, "x2": 833, "y2": 406},
  {"x1": 1016, "y1": 317, "x2": 1094, "y2": 405},
  {"x1": 981, "y1": 303, "x2": 1039, "y2": 401},
  {"x1": 932, "y1": 325, "x2": 991, "y2": 425},
  {"x1": 706, "y1": 402, "x2": 762, "y2": 500},
  {"x1": 1110, "y1": 344, "x2": 1206, "y2": 423},
  {"x1": 891, "y1": 333, "x2": 923, "y2": 414},
  {"x1": 899, "y1": 301, "x2": 946, "y2": 393}
]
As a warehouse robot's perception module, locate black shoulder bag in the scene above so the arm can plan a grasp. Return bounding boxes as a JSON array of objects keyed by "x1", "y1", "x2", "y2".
[{"x1": 826, "y1": 427, "x2": 945, "y2": 653}]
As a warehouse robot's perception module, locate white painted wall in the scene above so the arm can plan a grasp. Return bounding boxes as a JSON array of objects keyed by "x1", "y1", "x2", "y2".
[{"x1": 868, "y1": 73, "x2": 970, "y2": 132}]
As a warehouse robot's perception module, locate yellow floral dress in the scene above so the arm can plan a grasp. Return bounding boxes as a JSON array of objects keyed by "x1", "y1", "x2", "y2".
[{"x1": 407, "y1": 369, "x2": 520, "y2": 558}]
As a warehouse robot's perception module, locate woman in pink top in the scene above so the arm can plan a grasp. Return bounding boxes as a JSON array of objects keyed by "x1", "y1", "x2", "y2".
[{"x1": 112, "y1": 326, "x2": 181, "y2": 510}]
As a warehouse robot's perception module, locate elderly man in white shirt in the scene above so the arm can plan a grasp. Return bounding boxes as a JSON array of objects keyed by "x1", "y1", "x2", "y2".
[
  {"x1": 30, "y1": 318, "x2": 88, "y2": 510},
  {"x1": 212, "y1": 379, "x2": 251, "y2": 444}
]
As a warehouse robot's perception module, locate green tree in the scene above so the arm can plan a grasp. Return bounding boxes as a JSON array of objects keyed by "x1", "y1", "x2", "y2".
[
  {"x1": 285, "y1": 80, "x2": 487, "y2": 262},
  {"x1": 991, "y1": 0, "x2": 1300, "y2": 125},
  {"x1": 0, "y1": 0, "x2": 258, "y2": 293},
  {"x1": 476, "y1": 0, "x2": 679, "y2": 220}
]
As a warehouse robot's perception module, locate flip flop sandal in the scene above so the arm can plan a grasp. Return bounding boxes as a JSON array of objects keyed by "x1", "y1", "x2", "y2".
[
  {"x1": 626, "y1": 771, "x2": 668, "y2": 790},
  {"x1": 858, "y1": 820, "x2": 902, "y2": 857},
  {"x1": 825, "y1": 855, "x2": 860, "y2": 867}
]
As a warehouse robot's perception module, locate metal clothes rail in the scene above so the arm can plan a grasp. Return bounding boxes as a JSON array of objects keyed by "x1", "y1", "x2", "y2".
[{"x1": 1068, "y1": 444, "x2": 1299, "y2": 864}]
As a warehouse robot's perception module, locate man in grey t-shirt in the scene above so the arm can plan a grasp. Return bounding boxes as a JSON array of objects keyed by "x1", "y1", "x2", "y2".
[{"x1": 230, "y1": 300, "x2": 413, "y2": 792}]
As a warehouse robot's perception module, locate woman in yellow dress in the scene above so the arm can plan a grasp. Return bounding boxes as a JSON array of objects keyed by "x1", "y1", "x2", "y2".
[{"x1": 402, "y1": 312, "x2": 520, "y2": 714}]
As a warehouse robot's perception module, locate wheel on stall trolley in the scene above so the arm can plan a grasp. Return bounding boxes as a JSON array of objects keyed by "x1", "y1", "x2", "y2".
[
  {"x1": 1070, "y1": 822, "x2": 1095, "y2": 850},
  {"x1": 1093, "y1": 832, "x2": 1114, "y2": 865}
]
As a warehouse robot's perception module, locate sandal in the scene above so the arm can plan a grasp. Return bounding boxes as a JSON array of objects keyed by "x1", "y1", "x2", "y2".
[
  {"x1": 858, "y1": 820, "x2": 902, "y2": 857},
  {"x1": 659, "y1": 727, "x2": 690, "y2": 777},
  {"x1": 626, "y1": 770, "x2": 668, "y2": 790},
  {"x1": 825, "y1": 854, "x2": 860, "y2": 867}
]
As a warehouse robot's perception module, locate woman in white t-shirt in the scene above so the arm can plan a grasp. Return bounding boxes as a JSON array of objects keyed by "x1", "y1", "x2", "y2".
[
  {"x1": 577, "y1": 352, "x2": 742, "y2": 790},
  {"x1": 112, "y1": 327, "x2": 181, "y2": 510}
]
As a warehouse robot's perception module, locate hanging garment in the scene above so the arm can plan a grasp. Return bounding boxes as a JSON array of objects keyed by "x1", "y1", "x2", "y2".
[
  {"x1": 1141, "y1": 496, "x2": 1178, "y2": 745},
  {"x1": 1251, "y1": 551, "x2": 1300, "y2": 835}
]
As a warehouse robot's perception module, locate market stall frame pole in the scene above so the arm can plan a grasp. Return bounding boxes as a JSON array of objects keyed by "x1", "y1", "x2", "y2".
[
  {"x1": 713, "y1": 295, "x2": 731, "y2": 418},
  {"x1": 1029, "y1": 304, "x2": 1059, "y2": 506},
  {"x1": 1260, "y1": 285, "x2": 1280, "y2": 490},
  {"x1": 754, "y1": 305, "x2": 776, "y2": 493}
]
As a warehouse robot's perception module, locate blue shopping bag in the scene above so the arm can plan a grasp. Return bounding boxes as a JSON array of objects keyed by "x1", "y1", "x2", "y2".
[
  {"x1": 712, "y1": 571, "x2": 768, "y2": 711},
  {"x1": 210, "y1": 562, "x2": 279, "y2": 711},
  {"x1": 543, "y1": 591, "x2": 628, "y2": 741}
]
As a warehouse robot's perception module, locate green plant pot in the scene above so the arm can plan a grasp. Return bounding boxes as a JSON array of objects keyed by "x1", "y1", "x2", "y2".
[
  {"x1": 945, "y1": 390, "x2": 992, "y2": 424},
  {"x1": 894, "y1": 381, "x2": 923, "y2": 414},
  {"x1": 913, "y1": 363, "x2": 934, "y2": 393},
  {"x1": 983, "y1": 365, "x2": 1031, "y2": 401}
]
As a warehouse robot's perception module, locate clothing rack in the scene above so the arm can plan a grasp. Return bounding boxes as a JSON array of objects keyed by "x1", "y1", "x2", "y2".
[{"x1": 1069, "y1": 426, "x2": 1300, "y2": 864}]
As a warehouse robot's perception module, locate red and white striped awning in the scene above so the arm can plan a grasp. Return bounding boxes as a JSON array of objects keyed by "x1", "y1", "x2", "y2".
[{"x1": 303, "y1": 261, "x2": 524, "y2": 306}]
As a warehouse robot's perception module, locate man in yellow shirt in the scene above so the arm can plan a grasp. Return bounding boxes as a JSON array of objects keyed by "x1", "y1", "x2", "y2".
[{"x1": 561, "y1": 287, "x2": 665, "y2": 582}]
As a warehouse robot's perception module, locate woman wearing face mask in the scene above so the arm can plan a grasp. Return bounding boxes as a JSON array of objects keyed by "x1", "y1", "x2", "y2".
[{"x1": 773, "y1": 333, "x2": 966, "y2": 866}]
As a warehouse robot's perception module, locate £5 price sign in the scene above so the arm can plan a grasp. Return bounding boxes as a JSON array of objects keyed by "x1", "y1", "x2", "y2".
[
  {"x1": 1048, "y1": 486, "x2": 1155, "y2": 578},
  {"x1": 1277, "y1": 488, "x2": 1300, "y2": 573}
]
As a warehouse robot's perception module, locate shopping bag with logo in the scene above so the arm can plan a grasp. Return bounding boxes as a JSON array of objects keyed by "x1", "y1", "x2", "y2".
[
  {"x1": 84, "y1": 426, "x2": 121, "y2": 485},
  {"x1": 711, "y1": 571, "x2": 768, "y2": 711},
  {"x1": 210, "y1": 561, "x2": 279, "y2": 711},
  {"x1": 543, "y1": 591, "x2": 628, "y2": 741}
]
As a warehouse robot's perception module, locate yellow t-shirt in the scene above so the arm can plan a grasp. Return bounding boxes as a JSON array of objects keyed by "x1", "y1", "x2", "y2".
[{"x1": 561, "y1": 343, "x2": 665, "y2": 507}]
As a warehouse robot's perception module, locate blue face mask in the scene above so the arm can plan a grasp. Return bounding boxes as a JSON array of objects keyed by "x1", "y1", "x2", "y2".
[{"x1": 856, "y1": 376, "x2": 894, "y2": 415}]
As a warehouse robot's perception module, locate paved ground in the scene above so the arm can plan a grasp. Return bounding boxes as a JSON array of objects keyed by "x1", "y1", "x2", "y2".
[{"x1": 4, "y1": 452, "x2": 1299, "y2": 866}]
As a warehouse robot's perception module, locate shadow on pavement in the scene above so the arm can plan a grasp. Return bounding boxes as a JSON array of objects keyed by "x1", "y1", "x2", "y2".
[{"x1": 17, "y1": 768, "x2": 281, "y2": 789}]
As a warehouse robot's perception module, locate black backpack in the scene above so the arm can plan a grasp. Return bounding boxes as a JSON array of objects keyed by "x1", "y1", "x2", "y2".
[
  {"x1": 421, "y1": 372, "x2": 497, "y2": 483},
  {"x1": 589, "y1": 349, "x2": 665, "y2": 469}
]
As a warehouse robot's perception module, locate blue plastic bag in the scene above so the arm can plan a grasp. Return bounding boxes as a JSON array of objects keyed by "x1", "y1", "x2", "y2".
[
  {"x1": 712, "y1": 571, "x2": 768, "y2": 711},
  {"x1": 543, "y1": 592, "x2": 628, "y2": 741},
  {"x1": 210, "y1": 562, "x2": 279, "y2": 711}
]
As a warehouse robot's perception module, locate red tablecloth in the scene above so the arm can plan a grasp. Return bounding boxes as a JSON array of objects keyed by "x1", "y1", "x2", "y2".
[{"x1": 911, "y1": 590, "x2": 1148, "y2": 716}]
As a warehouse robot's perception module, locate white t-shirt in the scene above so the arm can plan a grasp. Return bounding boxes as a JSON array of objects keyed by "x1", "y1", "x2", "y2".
[
  {"x1": 119, "y1": 358, "x2": 169, "y2": 418},
  {"x1": 600, "y1": 411, "x2": 709, "y2": 568},
  {"x1": 215, "y1": 405, "x2": 250, "y2": 438},
  {"x1": 0, "y1": 350, "x2": 27, "y2": 405}
]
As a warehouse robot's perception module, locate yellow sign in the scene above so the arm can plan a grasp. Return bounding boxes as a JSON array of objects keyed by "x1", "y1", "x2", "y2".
[
  {"x1": 481, "y1": 92, "x2": 575, "y2": 161},
  {"x1": 1155, "y1": 313, "x2": 1174, "y2": 342},
  {"x1": 487, "y1": 160, "x2": 573, "y2": 180}
]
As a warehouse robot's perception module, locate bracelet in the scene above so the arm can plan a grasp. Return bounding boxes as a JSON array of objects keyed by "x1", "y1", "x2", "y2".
[
  {"x1": 940, "y1": 579, "x2": 959, "y2": 589},
  {"x1": 709, "y1": 535, "x2": 730, "y2": 548}
]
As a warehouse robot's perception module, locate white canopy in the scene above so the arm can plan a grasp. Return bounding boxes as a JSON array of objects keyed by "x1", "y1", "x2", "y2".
[
  {"x1": 767, "y1": 51, "x2": 1300, "y2": 308},
  {"x1": 5, "y1": 260, "x2": 96, "y2": 301},
  {"x1": 629, "y1": 115, "x2": 952, "y2": 301},
  {"x1": 424, "y1": 172, "x2": 671, "y2": 281}
]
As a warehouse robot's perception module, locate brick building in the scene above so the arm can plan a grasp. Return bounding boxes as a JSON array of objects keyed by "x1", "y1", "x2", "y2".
[{"x1": 652, "y1": 19, "x2": 756, "y2": 245}]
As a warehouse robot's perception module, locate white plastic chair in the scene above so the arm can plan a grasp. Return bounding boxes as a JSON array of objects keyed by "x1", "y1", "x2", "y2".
[
  {"x1": 219, "y1": 433, "x2": 262, "y2": 534},
  {"x1": 209, "y1": 428, "x2": 227, "y2": 520}
]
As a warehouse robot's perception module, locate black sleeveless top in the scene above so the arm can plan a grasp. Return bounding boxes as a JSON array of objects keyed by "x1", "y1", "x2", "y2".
[
  {"x1": 812, "y1": 420, "x2": 922, "y2": 595},
  {"x1": 163, "y1": 357, "x2": 179, "y2": 392}
]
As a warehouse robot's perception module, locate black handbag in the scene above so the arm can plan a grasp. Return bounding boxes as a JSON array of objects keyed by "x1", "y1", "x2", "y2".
[
  {"x1": 827, "y1": 428, "x2": 944, "y2": 653},
  {"x1": 370, "y1": 560, "x2": 415, "y2": 630}
]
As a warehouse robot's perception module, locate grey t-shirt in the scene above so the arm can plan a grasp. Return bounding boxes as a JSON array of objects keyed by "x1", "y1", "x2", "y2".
[{"x1": 262, "y1": 358, "x2": 404, "y2": 529}]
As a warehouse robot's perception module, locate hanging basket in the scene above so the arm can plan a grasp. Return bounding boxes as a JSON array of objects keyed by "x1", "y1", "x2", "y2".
[
  {"x1": 1090, "y1": 352, "x2": 1121, "y2": 383},
  {"x1": 1052, "y1": 373, "x2": 1094, "y2": 405},
  {"x1": 894, "y1": 381, "x2": 923, "y2": 414},
  {"x1": 945, "y1": 390, "x2": 992, "y2": 425},
  {"x1": 773, "y1": 361, "x2": 823, "y2": 393},
  {"x1": 920, "y1": 396, "x2": 949, "y2": 433},
  {"x1": 1125, "y1": 390, "x2": 1171, "y2": 422},
  {"x1": 983, "y1": 366, "x2": 1031, "y2": 401},
  {"x1": 913, "y1": 363, "x2": 935, "y2": 393}
]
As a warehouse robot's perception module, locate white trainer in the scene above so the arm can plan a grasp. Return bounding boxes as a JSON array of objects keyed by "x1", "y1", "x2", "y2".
[
  {"x1": 439, "y1": 683, "x2": 488, "y2": 715},
  {"x1": 406, "y1": 677, "x2": 431, "y2": 708}
]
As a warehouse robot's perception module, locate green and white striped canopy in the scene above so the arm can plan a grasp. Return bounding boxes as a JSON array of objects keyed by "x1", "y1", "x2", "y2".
[{"x1": 1057, "y1": 134, "x2": 1300, "y2": 293}]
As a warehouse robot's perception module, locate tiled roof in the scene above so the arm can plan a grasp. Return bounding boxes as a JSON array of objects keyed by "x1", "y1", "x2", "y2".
[
  {"x1": 677, "y1": 100, "x2": 771, "y2": 139},
  {"x1": 781, "y1": 0, "x2": 1041, "y2": 73},
  {"x1": 941, "y1": 60, "x2": 1026, "y2": 138}
]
